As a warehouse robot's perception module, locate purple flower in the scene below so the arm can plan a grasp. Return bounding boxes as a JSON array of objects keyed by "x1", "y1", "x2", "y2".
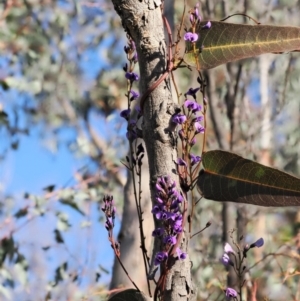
[
  {"x1": 167, "y1": 212, "x2": 177, "y2": 221},
  {"x1": 171, "y1": 191, "x2": 183, "y2": 203},
  {"x1": 125, "y1": 72, "x2": 139, "y2": 81},
  {"x1": 224, "y1": 243, "x2": 235, "y2": 254},
  {"x1": 192, "y1": 116, "x2": 204, "y2": 123},
  {"x1": 176, "y1": 248, "x2": 187, "y2": 260},
  {"x1": 194, "y1": 122, "x2": 205, "y2": 134},
  {"x1": 170, "y1": 200, "x2": 180, "y2": 211},
  {"x1": 178, "y1": 129, "x2": 185, "y2": 140},
  {"x1": 184, "y1": 32, "x2": 198, "y2": 42},
  {"x1": 225, "y1": 287, "x2": 237, "y2": 299},
  {"x1": 173, "y1": 224, "x2": 183, "y2": 233},
  {"x1": 202, "y1": 21, "x2": 212, "y2": 29},
  {"x1": 194, "y1": 3, "x2": 200, "y2": 20},
  {"x1": 184, "y1": 100, "x2": 202, "y2": 113},
  {"x1": 155, "y1": 197, "x2": 164, "y2": 204},
  {"x1": 189, "y1": 137, "x2": 196, "y2": 146},
  {"x1": 156, "y1": 210, "x2": 168, "y2": 220},
  {"x1": 151, "y1": 205, "x2": 162, "y2": 215},
  {"x1": 154, "y1": 251, "x2": 168, "y2": 265},
  {"x1": 189, "y1": 153, "x2": 201, "y2": 166},
  {"x1": 152, "y1": 228, "x2": 164, "y2": 237},
  {"x1": 172, "y1": 114, "x2": 187, "y2": 124},
  {"x1": 124, "y1": 45, "x2": 130, "y2": 53},
  {"x1": 177, "y1": 158, "x2": 187, "y2": 167},
  {"x1": 155, "y1": 183, "x2": 163, "y2": 192},
  {"x1": 105, "y1": 218, "x2": 113, "y2": 231},
  {"x1": 126, "y1": 129, "x2": 137, "y2": 141},
  {"x1": 250, "y1": 237, "x2": 264, "y2": 248},
  {"x1": 185, "y1": 87, "x2": 200, "y2": 98},
  {"x1": 120, "y1": 109, "x2": 131, "y2": 120},
  {"x1": 130, "y1": 90, "x2": 140, "y2": 100},
  {"x1": 190, "y1": 4, "x2": 201, "y2": 24},
  {"x1": 164, "y1": 235, "x2": 177, "y2": 245},
  {"x1": 221, "y1": 253, "x2": 234, "y2": 266}
]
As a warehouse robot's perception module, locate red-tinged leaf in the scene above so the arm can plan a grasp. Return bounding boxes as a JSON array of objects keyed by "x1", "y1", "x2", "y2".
[
  {"x1": 185, "y1": 21, "x2": 300, "y2": 69},
  {"x1": 108, "y1": 289, "x2": 149, "y2": 301},
  {"x1": 197, "y1": 150, "x2": 300, "y2": 206}
]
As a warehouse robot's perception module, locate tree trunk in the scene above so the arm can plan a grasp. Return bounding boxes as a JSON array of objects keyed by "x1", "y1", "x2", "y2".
[{"x1": 110, "y1": 1, "x2": 196, "y2": 300}]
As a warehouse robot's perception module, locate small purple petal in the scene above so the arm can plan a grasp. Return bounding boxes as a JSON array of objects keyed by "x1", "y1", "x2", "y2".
[
  {"x1": 176, "y1": 247, "x2": 186, "y2": 260},
  {"x1": 224, "y1": 243, "x2": 235, "y2": 254},
  {"x1": 184, "y1": 100, "x2": 202, "y2": 113},
  {"x1": 189, "y1": 137, "x2": 196, "y2": 146},
  {"x1": 120, "y1": 109, "x2": 131, "y2": 120},
  {"x1": 167, "y1": 212, "x2": 177, "y2": 221},
  {"x1": 194, "y1": 122, "x2": 205, "y2": 134},
  {"x1": 250, "y1": 237, "x2": 264, "y2": 248},
  {"x1": 177, "y1": 158, "x2": 187, "y2": 167},
  {"x1": 192, "y1": 116, "x2": 204, "y2": 123},
  {"x1": 184, "y1": 32, "x2": 198, "y2": 42},
  {"x1": 221, "y1": 253, "x2": 234, "y2": 267},
  {"x1": 172, "y1": 114, "x2": 187, "y2": 124},
  {"x1": 130, "y1": 90, "x2": 140, "y2": 100},
  {"x1": 164, "y1": 235, "x2": 177, "y2": 245},
  {"x1": 152, "y1": 228, "x2": 164, "y2": 237},
  {"x1": 189, "y1": 153, "x2": 201, "y2": 166},
  {"x1": 125, "y1": 72, "x2": 139, "y2": 81},
  {"x1": 155, "y1": 183, "x2": 163, "y2": 192},
  {"x1": 185, "y1": 87, "x2": 200, "y2": 98},
  {"x1": 124, "y1": 45, "x2": 130, "y2": 53},
  {"x1": 173, "y1": 224, "x2": 182, "y2": 233},
  {"x1": 156, "y1": 197, "x2": 164, "y2": 204},
  {"x1": 202, "y1": 21, "x2": 211, "y2": 29},
  {"x1": 154, "y1": 251, "x2": 168, "y2": 265},
  {"x1": 194, "y1": 3, "x2": 200, "y2": 20},
  {"x1": 178, "y1": 129, "x2": 185, "y2": 140},
  {"x1": 189, "y1": 14, "x2": 194, "y2": 24},
  {"x1": 151, "y1": 205, "x2": 162, "y2": 214},
  {"x1": 225, "y1": 287, "x2": 238, "y2": 299}
]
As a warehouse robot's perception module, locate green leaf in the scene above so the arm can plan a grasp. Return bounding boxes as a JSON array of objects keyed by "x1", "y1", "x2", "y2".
[
  {"x1": 0, "y1": 110, "x2": 8, "y2": 125},
  {"x1": 54, "y1": 229, "x2": 64, "y2": 244},
  {"x1": 14, "y1": 207, "x2": 28, "y2": 219},
  {"x1": 198, "y1": 150, "x2": 300, "y2": 206},
  {"x1": 185, "y1": 21, "x2": 300, "y2": 69},
  {"x1": 59, "y1": 199, "x2": 85, "y2": 216}
]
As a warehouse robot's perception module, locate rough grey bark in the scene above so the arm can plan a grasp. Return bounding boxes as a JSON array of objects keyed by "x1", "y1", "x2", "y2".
[{"x1": 110, "y1": 1, "x2": 196, "y2": 300}]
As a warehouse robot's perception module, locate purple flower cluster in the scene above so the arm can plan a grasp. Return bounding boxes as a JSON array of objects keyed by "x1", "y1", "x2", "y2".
[
  {"x1": 152, "y1": 176, "x2": 186, "y2": 265},
  {"x1": 173, "y1": 86, "x2": 204, "y2": 171},
  {"x1": 221, "y1": 238, "x2": 264, "y2": 300},
  {"x1": 101, "y1": 195, "x2": 116, "y2": 236},
  {"x1": 184, "y1": 4, "x2": 211, "y2": 44},
  {"x1": 123, "y1": 40, "x2": 139, "y2": 83},
  {"x1": 121, "y1": 38, "x2": 140, "y2": 141}
]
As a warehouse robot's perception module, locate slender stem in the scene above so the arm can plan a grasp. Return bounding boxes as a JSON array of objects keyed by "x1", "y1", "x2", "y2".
[
  {"x1": 219, "y1": 13, "x2": 261, "y2": 24},
  {"x1": 109, "y1": 235, "x2": 140, "y2": 292}
]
